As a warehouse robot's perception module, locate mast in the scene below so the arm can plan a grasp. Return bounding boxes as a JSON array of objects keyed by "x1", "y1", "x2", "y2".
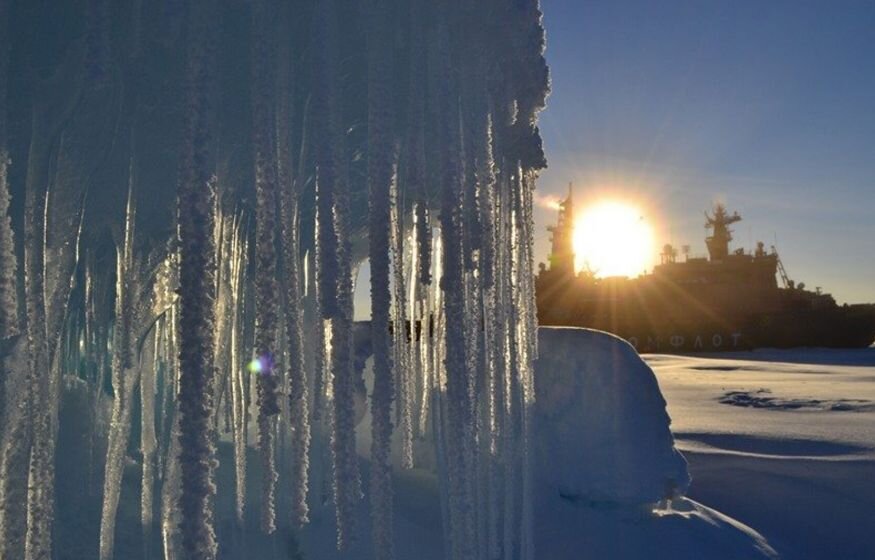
[
  {"x1": 704, "y1": 203, "x2": 741, "y2": 261},
  {"x1": 546, "y1": 182, "x2": 575, "y2": 276}
]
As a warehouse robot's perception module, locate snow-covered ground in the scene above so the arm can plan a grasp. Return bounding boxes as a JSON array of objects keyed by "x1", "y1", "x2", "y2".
[
  {"x1": 301, "y1": 328, "x2": 779, "y2": 559},
  {"x1": 647, "y1": 348, "x2": 875, "y2": 559},
  {"x1": 303, "y1": 331, "x2": 874, "y2": 559},
  {"x1": 47, "y1": 328, "x2": 871, "y2": 558}
]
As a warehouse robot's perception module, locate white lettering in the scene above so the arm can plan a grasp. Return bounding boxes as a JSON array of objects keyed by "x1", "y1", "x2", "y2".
[
  {"x1": 628, "y1": 337, "x2": 639, "y2": 349},
  {"x1": 712, "y1": 334, "x2": 723, "y2": 348},
  {"x1": 670, "y1": 335, "x2": 684, "y2": 348},
  {"x1": 732, "y1": 333, "x2": 742, "y2": 347},
  {"x1": 694, "y1": 335, "x2": 703, "y2": 349}
]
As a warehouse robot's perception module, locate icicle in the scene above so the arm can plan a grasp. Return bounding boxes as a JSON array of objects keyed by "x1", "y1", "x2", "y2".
[
  {"x1": 415, "y1": 251, "x2": 432, "y2": 437},
  {"x1": 251, "y1": 0, "x2": 282, "y2": 534},
  {"x1": 161, "y1": 413, "x2": 183, "y2": 560},
  {"x1": 277, "y1": 9, "x2": 312, "y2": 524},
  {"x1": 311, "y1": 187, "x2": 326, "y2": 425},
  {"x1": 313, "y1": 0, "x2": 360, "y2": 549},
  {"x1": 397, "y1": 219, "x2": 416, "y2": 469},
  {"x1": 154, "y1": 251, "x2": 179, "y2": 489},
  {"x1": 282, "y1": 159, "x2": 312, "y2": 530},
  {"x1": 442, "y1": 93, "x2": 477, "y2": 560},
  {"x1": 175, "y1": 0, "x2": 220, "y2": 555},
  {"x1": 0, "y1": 0, "x2": 14, "y2": 341},
  {"x1": 0, "y1": 7, "x2": 23, "y2": 543},
  {"x1": 369, "y1": 24, "x2": 398, "y2": 540},
  {"x1": 428, "y1": 233, "x2": 452, "y2": 556},
  {"x1": 314, "y1": 0, "x2": 341, "y2": 324},
  {"x1": 20, "y1": 113, "x2": 52, "y2": 560},
  {"x1": 330, "y1": 185, "x2": 361, "y2": 552},
  {"x1": 0, "y1": 335, "x2": 30, "y2": 560},
  {"x1": 212, "y1": 211, "x2": 231, "y2": 435},
  {"x1": 226, "y1": 215, "x2": 248, "y2": 527},
  {"x1": 329, "y1": 246, "x2": 359, "y2": 551},
  {"x1": 493, "y1": 167, "x2": 516, "y2": 560},
  {"x1": 160, "y1": 300, "x2": 183, "y2": 560},
  {"x1": 23, "y1": 112, "x2": 92, "y2": 560},
  {"x1": 141, "y1": 318, "x2": 160, "y2": 554},
  {"x1": 100, "y1": 176, "x2": 169, "y2": 560},
  {"x1": 99, "y1": 183, "x2": 138, "y2": 560},
  {"x1": 0, "y1": 152, "x2": 16, "y2": 340},
  {"x1": 311, "y1": 293, "x2": 326, "y2": 424},
  {"x1": 391, "y1": 176, "x2": 414, "y2": 473},
  {"x1": 406, "y1": 0, "x2": 431, "y2": 289},
  {"x1": 100, "y1": 346, "x2": 139, "y2": 560},
  {"x1": 518, "y1": 170, "x2": 538, "y2": 560}
]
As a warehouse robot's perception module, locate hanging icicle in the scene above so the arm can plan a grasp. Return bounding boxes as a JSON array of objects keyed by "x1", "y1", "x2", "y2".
[
  {"x1": 228, "y1": 215, "x2": 249, "y2": 527},
  {"x1": 160, "y1": 300, "x2": 183, "y2": 560},
  {"x1": 0, "y1": 4, "x2": 23, "y2": 552},
  {"x1": 251, "y1": 0, "x2": 282, "y2": 534},
  {"x1": 0, "y1": 2, "x2": 555, "y2": 558},
  {"x1": 392, "y1": 195, "x2": 413, "y2": 472},
  {"x1": 437, "y1": 31, "x2": 478, "y2": 560},
  {"x1": 99, "y1": 180, "x2": 141, "y2": 560},
  {"x1": 277, "y1": 3, "x2": 311, "y2": 525},
  {"x1": 313, "y1": 0, "x2": 361, "y2": 549},
  {"x1": 141, "y1": 314, "x2": 161, "y2": 556},
  {"x1": 0, "y1": 0, "x2": 16, "y2": 341},
  {"x1": 367, "y1": 0, "x2": 397, "y2": 556},
  {"x1": 175, "y1": 0, "x2": 220, "y2": 556}
]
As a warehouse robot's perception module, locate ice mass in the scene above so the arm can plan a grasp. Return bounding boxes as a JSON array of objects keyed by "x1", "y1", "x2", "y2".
[{"x1": 0, "y1": 1, "x2": 866, "y2": 559}]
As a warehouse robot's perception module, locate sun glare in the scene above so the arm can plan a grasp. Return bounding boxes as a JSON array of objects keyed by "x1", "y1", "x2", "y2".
[{"x1": 573, "y1": 201, "x2": 654, "y2": 278}]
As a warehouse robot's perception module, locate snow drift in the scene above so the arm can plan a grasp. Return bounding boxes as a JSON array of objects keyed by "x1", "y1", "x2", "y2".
[
  {"x1": 533, "y1": 326, "x2": 690, "y2": 506},
  {"x1": 305, "y1": 325, "x2": 777, "y2": 559}
]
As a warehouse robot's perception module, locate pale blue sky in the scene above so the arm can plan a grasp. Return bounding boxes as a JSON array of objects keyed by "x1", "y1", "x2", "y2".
[{"x1": 535, "y1": 0, "x2": 875, "y2": 303}]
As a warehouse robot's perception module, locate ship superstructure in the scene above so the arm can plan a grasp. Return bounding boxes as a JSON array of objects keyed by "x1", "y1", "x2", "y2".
[
  {"x1": 536, "y1": 200, "x2": 875, "y2": 352},
  {"x1": 546, "y1": 183, "x2": 576, "y2": 277}
]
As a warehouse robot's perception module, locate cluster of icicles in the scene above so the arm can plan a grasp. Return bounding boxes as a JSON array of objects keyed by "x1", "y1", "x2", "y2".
[{"x1": 0, "y1": 0, "x2": 548, "y2": 559}]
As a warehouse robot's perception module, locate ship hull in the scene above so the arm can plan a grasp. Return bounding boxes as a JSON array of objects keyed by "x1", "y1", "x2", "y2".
[
  {"x1": 607, "y1": 307, "x2": 875, "y2": 353},
  {"x1": 536, "y1": 278, "x2": 875, "y2": 353}
]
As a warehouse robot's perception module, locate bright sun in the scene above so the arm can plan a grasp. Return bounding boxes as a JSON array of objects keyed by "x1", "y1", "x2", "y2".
[{"x1": 573, "y1": 201, "x2": 654, "y2": 278}]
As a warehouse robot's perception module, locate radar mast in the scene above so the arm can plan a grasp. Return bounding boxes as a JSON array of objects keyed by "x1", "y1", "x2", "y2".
[
  {"x1": 705, "y1": 203, "x2": 741, "y2": 261},
  {"x1": 547, "y1": 183, "x2": 576, "y2": 277}
]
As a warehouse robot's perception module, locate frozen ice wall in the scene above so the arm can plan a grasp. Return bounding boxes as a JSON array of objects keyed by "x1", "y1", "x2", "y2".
[{"x1": 0, "y1": 0, "x2": 550, "y2": 558}]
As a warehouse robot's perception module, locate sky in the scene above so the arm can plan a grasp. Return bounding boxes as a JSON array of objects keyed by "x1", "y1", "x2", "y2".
[{"x1": 535, "y1": 0, "x2": 875, "y2": 303}]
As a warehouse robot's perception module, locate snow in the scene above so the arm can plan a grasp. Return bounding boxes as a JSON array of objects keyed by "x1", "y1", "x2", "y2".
[
  {"x1": 299, "y1": 326, "x2": 777, "y2": 559},
  {"x1": 533, "y1": 327, "x2": 689, "y2": 506},
  {"x1": 648, "y1": 348, "x2": 875, "y2": 559},
  {"x1": 39, "y1": 324, "x2": 875, "y2": 558}
]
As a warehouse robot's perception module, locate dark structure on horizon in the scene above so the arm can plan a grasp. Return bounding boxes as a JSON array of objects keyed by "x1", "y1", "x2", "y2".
[{"x1": 537, "y1": 194, "x2": 875, "y2": 352}]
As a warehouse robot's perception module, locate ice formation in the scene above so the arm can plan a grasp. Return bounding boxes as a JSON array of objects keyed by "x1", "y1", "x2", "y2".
[{"x1": 0, "y1": 1, "x2": 549, "y2": 559}]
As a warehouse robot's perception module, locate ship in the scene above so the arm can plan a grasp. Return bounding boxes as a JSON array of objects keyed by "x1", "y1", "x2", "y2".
[{"x1": 535, "y1": 189, "x2": 875, "y2": 352}]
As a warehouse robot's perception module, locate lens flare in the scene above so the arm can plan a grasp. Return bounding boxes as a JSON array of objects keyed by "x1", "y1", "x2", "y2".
[
  {"x1": 247, "y1": 358, "x2": 263, "y2": 374},
  {"x1": 248, "y1": 353, "x2": 277, "y2": 375}
]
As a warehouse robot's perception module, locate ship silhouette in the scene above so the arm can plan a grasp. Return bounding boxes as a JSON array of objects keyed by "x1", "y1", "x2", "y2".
[{"x1": 536, "y1": 188, "x2": 875, "y2": 352}]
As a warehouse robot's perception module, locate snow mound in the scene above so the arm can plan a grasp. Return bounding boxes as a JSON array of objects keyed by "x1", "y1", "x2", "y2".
[
  {"x1": 302, "y1": 326, "x2": 776, "y2": 559},
  {"x1": 534, "y1": 327, "x2": 690, "y2": 505}
]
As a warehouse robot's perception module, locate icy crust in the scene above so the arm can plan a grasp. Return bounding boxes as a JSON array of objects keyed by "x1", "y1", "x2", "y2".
[{"x1": 534, "y1": 327, "x2": 690, "y2": 506}]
